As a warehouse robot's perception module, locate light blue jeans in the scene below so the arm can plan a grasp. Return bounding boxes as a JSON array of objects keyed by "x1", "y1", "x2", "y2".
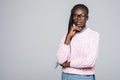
[{"x1": 62, "y1": 72, "x2": 95, "y2": 80}]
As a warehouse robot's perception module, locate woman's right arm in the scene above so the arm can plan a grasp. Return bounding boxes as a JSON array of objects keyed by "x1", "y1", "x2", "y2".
[
  {"x1": 56, "y1": 36, "x2": 71, "y2": 64},
  {"x1": 56, "y1": 26, "x2": 81, "y2": 65}
]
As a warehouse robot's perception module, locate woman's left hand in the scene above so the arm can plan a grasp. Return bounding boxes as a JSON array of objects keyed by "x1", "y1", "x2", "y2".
[{"x1": 60, "y1": 61, "x2": 70, "y2": 68}]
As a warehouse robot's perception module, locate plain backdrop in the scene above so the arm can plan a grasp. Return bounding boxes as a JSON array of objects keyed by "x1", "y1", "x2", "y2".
[{"x1": 0, "y1": 0, "x2": 120, "y2": 80}]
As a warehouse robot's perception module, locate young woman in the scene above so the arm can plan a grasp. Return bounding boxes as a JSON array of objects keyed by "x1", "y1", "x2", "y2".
[{"x1": 56, "y1": 4, "x2": 100, "y2": 80}]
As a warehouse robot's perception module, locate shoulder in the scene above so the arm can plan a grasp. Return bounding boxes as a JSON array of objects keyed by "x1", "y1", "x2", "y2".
[
  {"x1": 88, "y1": 28, "x2": 100, "y2": 37},
  {"x1": 87, "y1": 28, "x2": 100, "y2": 41}
]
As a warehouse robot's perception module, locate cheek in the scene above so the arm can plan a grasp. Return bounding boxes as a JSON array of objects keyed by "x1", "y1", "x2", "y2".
[
  {"x1": 82, "y1": 19, "x2": 88, "y2": 24},
  {"x1": 83, "y1": 21, "x2": 87, "y2": 24},
  {"x1": 73, "y1": 20, "x2": 87, "y2": 24},
  {"x1": 73, "y1": 20, "x2": 77, "y2": 23}
]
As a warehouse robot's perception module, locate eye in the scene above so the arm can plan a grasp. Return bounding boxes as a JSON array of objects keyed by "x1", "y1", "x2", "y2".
[
  {"x1": 80, "y1": 14, "x2": 88, "y2": 17},
  {"x1": 73, "y1": 14, "x2": 77, "y2": 17},
  {"x1": 73, "y1": 13, "x2": 88, "y2": 20}
]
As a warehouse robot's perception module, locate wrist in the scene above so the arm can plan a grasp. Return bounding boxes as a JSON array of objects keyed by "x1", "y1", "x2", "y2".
[{"x1": 67, "y1": 34, "x2": 73, "y2": 38}]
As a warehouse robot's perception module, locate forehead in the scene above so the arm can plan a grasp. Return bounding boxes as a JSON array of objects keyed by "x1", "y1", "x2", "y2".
[{"x1": 73, "y1": 8, "x2": 87, "y2": 14}]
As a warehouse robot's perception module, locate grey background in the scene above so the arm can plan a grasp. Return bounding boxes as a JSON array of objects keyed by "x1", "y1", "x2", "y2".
[{"x1": 0, "y1": 0, "x2": 120, "y2": 80}]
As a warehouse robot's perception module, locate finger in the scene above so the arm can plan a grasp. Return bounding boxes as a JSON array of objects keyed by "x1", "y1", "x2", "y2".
[
  {"x1": 60, "y1": 64, "x2": 63, "y2": 66},
  {"x1": 73, "y1": 27, "x2": 81, "y2": 31},
  {"x1": 75, "y1": 27, "x2": 83, "y2": 32}
]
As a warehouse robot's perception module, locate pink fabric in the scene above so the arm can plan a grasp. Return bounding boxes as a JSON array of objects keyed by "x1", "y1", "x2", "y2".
[{"x1": 56, "y1": 28, "x2": 100, "y2": 75}]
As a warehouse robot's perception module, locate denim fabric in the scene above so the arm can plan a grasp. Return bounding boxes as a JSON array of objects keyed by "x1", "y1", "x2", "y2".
[{"x1": 62, "y1": 72, "x2": 95, "y2": 80}]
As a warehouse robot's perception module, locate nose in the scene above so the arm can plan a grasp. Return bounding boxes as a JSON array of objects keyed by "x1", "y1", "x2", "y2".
[{"x1": 77, "y1": 17, "x2": 81, "y2": 21}]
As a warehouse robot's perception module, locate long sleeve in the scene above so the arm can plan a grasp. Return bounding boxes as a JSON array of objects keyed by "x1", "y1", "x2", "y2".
[
  {"x1": 56, "y1": 36, "x2": 71, "y2": 64},
  {"x1": 70, "y1": 33, "x2": 100, "y2": 68}
]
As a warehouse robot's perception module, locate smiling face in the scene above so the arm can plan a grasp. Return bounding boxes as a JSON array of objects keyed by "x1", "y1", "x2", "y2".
[{"x1": 72, "y1": 8, "x2": 88, "y2": 28}]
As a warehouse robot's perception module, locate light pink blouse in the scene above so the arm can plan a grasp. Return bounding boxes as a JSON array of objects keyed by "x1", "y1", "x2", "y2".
[{"x1": 56, "y1": 27, "x2": 100, "y2": 75}]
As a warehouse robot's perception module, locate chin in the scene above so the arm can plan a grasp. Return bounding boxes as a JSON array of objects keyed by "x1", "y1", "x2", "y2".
[
  {"x1": 77, "y1": 24, "x2": 85, "y2": 27},
  {"x1": 76, "y1": 25, "x2": 83, "y2": 27}
]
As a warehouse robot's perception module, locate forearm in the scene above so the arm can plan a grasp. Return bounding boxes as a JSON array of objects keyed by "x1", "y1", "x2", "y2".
[
  {"x1": 70, "y1": 56, "x2": 97, "y2": 69},
  {"x1": 64, "y1": 34, "x2": 72, "y2": 45},
  {"x1": 56, "y1": 35, "x2": 71, "y2": 64}
]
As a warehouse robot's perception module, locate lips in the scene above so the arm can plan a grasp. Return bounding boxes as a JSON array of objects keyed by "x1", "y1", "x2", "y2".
[
  {"x1": 76, "y1": 22, "x2": 82, "y2": 26},
  {"x1": 77, "y1": 22, "x2": 81, "y2": 24}
]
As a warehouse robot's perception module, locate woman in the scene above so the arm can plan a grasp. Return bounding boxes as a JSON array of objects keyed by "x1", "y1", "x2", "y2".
[{"x1": 56, "y1": 4, "x2": 100, "y2": 80}]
